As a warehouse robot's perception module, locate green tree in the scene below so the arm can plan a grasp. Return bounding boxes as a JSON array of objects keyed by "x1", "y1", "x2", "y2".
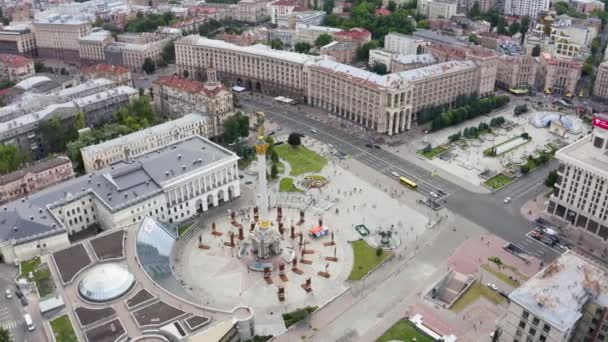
[
  {"x1": 545, "y1": 170, "x2": 558, "y2": 187},
  {"x1": 323, "y1": 0, "x2": 335, "y2": 14},
  {"x1": 0, "y1": 144, "x2": 29, "y2": 174},
  {"x1": 520, "y1": 16, "x2": 530, "y2": 35},
  {"x1": 142, "y1": 58, "x2": 156, "y2": 74},
  {"x1": 270, "y1": 163, "x2": 278, "y2": 179},
  {"x1": 509, "y1": 21, "x2": 521, "y2": 36},
  {"x1": 294, "y1": 42, "x2": 312, "y2": 54},
  {"x1": 0, "y1": 327, "x2": 11, "y2": 342},
  {"x1": 356, "y1": 40, "x2": 380, "y2": 61},
  {"x1": 469, "y1": 33, "x2": 480, "y2": 45},
  {"x1": 582, "y1": 62, "x2": 593, "y2": 76},
  {"x1": 370, "y1": 62, "x2": 387, "y2": 75},
  {"x1": 496, "y1": 17, "x2": 508, "y2": 35},
  {"x1": 288, "y1": 133, "x2": 301, "y2": 146},
  {"x1": 314, "y1": 33, "x2": 333, "y2": 48},
  {"x1": 34, "y1": 61, "x2": 48, "y2": 73},
  {"x1": 387, "y1": 0, "x2": 397, "y2": 12},
  {"x1": 38, "y1": 118, "x2": 78, "y2": 154},
  {"x1": 223, "y1": 112, "x2": 250, "y2": 143},
  {"x1": 270, "y1": 38, "x2": 283, "y2": 50},
  {"x1": 161, "y1": 40, "x2": 175, "y2": 64},
  {"x1": 531, "y1": 44, "x2": 541, "y2": 57},
  {"x1": 417, "y1": 19, "x2": 430, "y2": 29},
  {"x1": 520, "y1": 132, "x2": 530, "y2": 140},
  {"x1": 467, "y1": 2, "x2": 481, "y2": 18},
  {"x1": 520, "y1": 164, "x2": 530, "y2": 174},
  {"x1": 182, "y1": 69, "x2": 189, "y2": 79},
  {"x1": 74, "y1": 111, "x2": 86, "y2": 130}
]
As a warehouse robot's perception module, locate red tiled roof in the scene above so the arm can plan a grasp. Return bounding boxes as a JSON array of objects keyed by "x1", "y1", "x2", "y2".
[
  {"x1": 0, "y1": 54, "x2": 32, "y2": 68},
  {"x1": 154, "y1": 76, "x2": 226, "y2": 97},
  {"x1": 271, "y1": 0, "x2": 296, "y2": 6},
  {"x1": 374, "y1": 8, "x2": 391, "y2": 15},
  {"x1": 334, "y1": 28, "x2": 371, "y2": 41},
  {"x1": 170, "y1": 16, "x2": 207, "y2": 28},
  {"x1": 82, "y1": 63, "x2": 130, "y2": 75}
]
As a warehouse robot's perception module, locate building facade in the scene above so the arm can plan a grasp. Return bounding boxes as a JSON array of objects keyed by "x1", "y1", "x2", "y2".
[
  {"x1": 0, "y1": 156, "x2": 74, "y2": 205},
  {"x1": 498, "y1": 252, "x2": 608, "y2": 342},
  {"x1": 277, "y1": 10, "x2": 326, "y2": 29},
  {"x1": 33, "y1": 15, "x2": 92, "y2": 63},
  {"x1": 547, "y1": 115, "x2": 608, "y2": 243},
  {"x1": 81, "y1": 64, "x2": 133, "y2": 87},
  {"x1": 81, "y1": 113, "x2": 211, "y2": 173},
  {"x1": 269, "y1": 0, "x2": 297, "y2": 24},
  {"x1": 593, "y1": 61, "x2": 608, "y2": 99},
  {"x1": 0, "y1": 54, "x2": 35, "y2": 81},
  {"x1": 384, "y1": 32, "x2": 430, "y2": 55},
  {"x1": 79, "y1": 29, "x2": 115, "y2": 63},
  {"x1": 320, "y1": 41, "x2": 357, "y2": 64},
  {"x1": 0, "y1": 26, "x2": 37, "y2": 57},
  {"x1": 503, "y1": 0, "x2": 550, "y2": 17},
  {"x1": 293, "y1": 25, "x2": 342, "y2": 46},
  {"x1": 428, "y1": 0, "x2": 458, "y2": 20},
  {"x1": 231, "y1": 0, "x2": 270, "y2": 24},
  {"x1": 0, "y1": 136, "x2": 240, "y2": 263},
  {"x1": 536, "y1": 52, "x2": 582, "y2": 96},
  {"x1": 175, "y1": 36, "x2": 322, "y2": 101},
  {"x1": 495, "y1": 55, "x2": 538, "y2": 90}
]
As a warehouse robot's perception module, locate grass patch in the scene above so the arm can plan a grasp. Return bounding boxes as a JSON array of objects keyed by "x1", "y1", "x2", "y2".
[
  {"x1": 274, "y1": 144, "x2": 327, "y2": 176},
  {"x1": 451, "y1": 280, "x2": 505, "y2": 312},
  {"x1": 279, "y1": 177, "x2": 303, "y2": 193},
  {"x1": 417, "y1": 146, "x2": 448, "y2": 159},
  {"x1": 276, "y1": 161, "x2": 285, "y2": 174},
  {"x1": 238, "y1": 156, "x2": 253, "y2": 170},
  {"x1": 377, "y1": 319, "x2": 435, "y2": 342},
  {"x1": 348, "y1": 240, "x2": 392, "y2": 281},
  {"x1": 50, "y1": 315, "x2": 78, "y2": 342},
  {"x1": 480, "y1": 264, "x2": 521, "y2": 288},
  {"x1": 282, "y1": 306, "x2": 318, "y2": 328},
  {"x1": 19, "y1": 257, "x2": 55, "y2": 297},
  {"x1": 484, "y1": 174, "x2": 514, "y2": 190},
  {"x1": 178, "y1": 223, "x2": 193, "y2": 236}
]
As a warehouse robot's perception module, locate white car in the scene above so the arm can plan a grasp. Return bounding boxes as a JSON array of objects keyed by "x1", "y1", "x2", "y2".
[
  {"x1": 5, "y1": 289, "x2": 12, "y2": 299},
  {"x1": 429, "y1": 191, "x2": 438, "y2": 198},
  {"x1": 391, "y1": 172, "x2": 399, "y2": 177},
  {"x1": 487, "y1": 283, "x2": 498, "y2": 291},
  {"x1": 504, "y1": 197, "x2": 511, "y2": 204},
  {"x1": 310, "y1": 129, "x2": 318, "y2": 133}
]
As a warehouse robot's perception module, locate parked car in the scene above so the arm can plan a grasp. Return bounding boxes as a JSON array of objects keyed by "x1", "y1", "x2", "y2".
[
  {"x1": 391, "y1": 171, "x2": 399, "y2": 177},
  {"x1": 429, "y1": 192, "x2": 438, "y2": 198},
  {"x1": 504, "y1": 197, "x2": 511, "y2": 204},
  {"x1": 365, "y1": 144, "x2": 373, "y2": 148},
  {"x1": 20, "y1": 296, "x2": 28, "y2": 306},
  {"x1": 373, "y1": 145, "x2": 381, "y2": 149},
  {"x1": 487, "y1": 283, "x2": 498, "y2": 291},
  {"x1": 5, "y1": 289, "x2": 12, "y2": 299},
  {"x1": 310, "y1": 129, "x2": 318, "y2": 133}
]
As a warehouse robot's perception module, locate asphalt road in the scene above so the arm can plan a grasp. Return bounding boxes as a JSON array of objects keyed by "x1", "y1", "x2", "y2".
[{"x1": 239, "y1": 96, "x2": 561, "y2": 262}]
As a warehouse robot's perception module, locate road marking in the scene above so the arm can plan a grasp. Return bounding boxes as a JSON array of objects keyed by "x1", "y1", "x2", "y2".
[
  {"x1": 0, "y1": 320, "x2": 21, "y2": 330},
  {"x1": 525, "y1": 230, "x2": 565, "y2": 255}
]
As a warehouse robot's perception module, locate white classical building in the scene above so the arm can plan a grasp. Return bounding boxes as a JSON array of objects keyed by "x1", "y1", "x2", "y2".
[
  {"x1": 0, "y1": 135, "x2": 239, "y2": 263},
  {"x1": 80, "y1": 113, "x2": 211, "y2": 173}
]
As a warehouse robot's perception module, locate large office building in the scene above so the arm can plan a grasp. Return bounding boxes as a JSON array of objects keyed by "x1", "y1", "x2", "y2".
[
  {"x1": 495, "y1": 55, "x2": 538, "y2": 90},
  {"x1": 384, "y1": 32, "x2": 431, "y2": 56},
  {"x1": 307, "y1": 59, "x2": 480, "y2": 135},
  {"x1": 81, "y1": 113, "x2": 211, "y2": 173},
  {"x1": 503, "y1": 0, "x2": 550, "y2": 17},
  {"x1": 79, "y1": 29, "x2": 115, "y2": 64},
  {"x1": 33, "y1": 15, "x2": 92, "y2": 63},
  {"x1": 0, "y1": 135, "x2": 240, "y2": 263},
  {"x1": 498, "y1": 251, "x2": 608, "y2": 342},
  {"x1": 594, "y1": 61, "x2": 608, "y2": 100},
  {"x1": 536, "y1": 52, "x2": 582, "y2": 96},
  {"x1": 175, "y1": 36, "x2": 322, "y2": 101},
  {"x1": 547, "y1": 114, "x2": 608, "y2": 243},
  {"x1": 0, "y1": 156, "x2": 74, "y2": 205},
  {"x1": 0, "y1": 26, "x2": 37, "y2": 57}
]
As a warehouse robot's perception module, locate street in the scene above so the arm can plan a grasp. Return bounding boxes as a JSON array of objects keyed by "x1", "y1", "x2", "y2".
[{"x1": 238, "y1": 95, "x2": 560, "y2": 262}]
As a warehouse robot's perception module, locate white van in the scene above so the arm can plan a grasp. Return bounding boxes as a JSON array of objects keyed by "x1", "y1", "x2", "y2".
[{"x1": 24, "y1": 313, "x2": 35, "y2": 331}]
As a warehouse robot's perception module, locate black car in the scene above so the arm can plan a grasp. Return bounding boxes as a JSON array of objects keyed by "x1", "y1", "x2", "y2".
[
  {"x1": 365, "y1": 143, "x2": 373, "y2": 148},
  {"x1": 373, "y1": 145, "x2": 381, "y2": 149},
  {"x1": 20, "y1": 296, "x2": 28, "y2": 306},
  {"x1": 14, "y1": 289, "x2": 23, "y2": 299}
]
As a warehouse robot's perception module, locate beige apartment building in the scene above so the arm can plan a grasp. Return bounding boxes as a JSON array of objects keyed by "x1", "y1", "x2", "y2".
[
  {"x1": 496, "y1": 55, "x2": 538, "y2": 90},
  {"x1": 428, "y1": 0, "x2": 458, "y2": 19},
  {"x1": 307, "y1": 60, "x2": 480, "y2": 135},
  {"x1": 593, "y1": 60, "x2": 608, "y2": 99},
  {"x1": 79, "y1": 29, "x2": 114, "y2": 63},
  {"x1": 537, "y1": 52, "x2": 582, "y2": 96},
  {"x1": 0, "y1": 156, "x2": 74, "y2": 205},
  {"x1": 175, "y1": 36, "x2": 322, "y2": 100},
  {"x1": 230, "y1": 0, "x2": 269, "y2": 24},
  {"x1": 33, "y1": 15, "x2": 92, "y2": 63},
  {"x1": 0, "y1": 26, "x2": 36, "y2": 57}
]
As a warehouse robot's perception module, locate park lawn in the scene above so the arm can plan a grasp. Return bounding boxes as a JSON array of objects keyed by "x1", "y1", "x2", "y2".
[
  {"x1": 480, "y1": 264, "x2": 522, "y2": 288},
  {"x1": 282, "y1": 306, "x2": 318, "y2": 328},
  {"x1": 178, "y1": 223, "x2": 193, "y2": 236},
  {"x1": 377, "y1": 319, "x2": 435, "y2": 342},
  {"x1": 418, "y1": 146, "x2": 447, "y2": 159},
  {"x1": 348, "y1": 240, "x2": 392, "y2": 281},
  {"x1": 484, "y1": 174, "x2": 514, "y2": 190},
  {"x1": 18, "y1": 257, "x2": 41, "y2": 279},
  {"x1": 451, "y1": 280, "x2": 505, "y2": 312},
  {"x1": 276, "y1": 161, "x2": 285, "y2": 175},
  {"x1": 50, "y1": 315, "x2": 78, "y2": 342},
  {"x1": 274, "y1": 144, "x2": 327, "y2": 176},
  {"x1": 279, "y1": 178, "x2": 303, "y2": 193}
]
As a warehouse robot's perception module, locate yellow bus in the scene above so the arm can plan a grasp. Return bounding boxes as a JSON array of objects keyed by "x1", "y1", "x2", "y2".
[{"x1": 399, "y1": 176, "x2": 417, "y2": 189}]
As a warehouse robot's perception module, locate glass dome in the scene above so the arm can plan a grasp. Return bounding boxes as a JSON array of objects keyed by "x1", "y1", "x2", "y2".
[{"x1": 78, "y1": 263, "x2": 135, "y2": 303}]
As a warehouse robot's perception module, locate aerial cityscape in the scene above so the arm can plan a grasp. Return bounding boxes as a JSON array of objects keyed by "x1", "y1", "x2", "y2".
[{"x1": 0, "y1": 0, "x2": 607, "y2": 341}]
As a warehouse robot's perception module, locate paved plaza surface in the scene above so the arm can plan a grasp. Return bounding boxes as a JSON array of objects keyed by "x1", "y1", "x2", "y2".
[{"x1": 174, "y1": 136, "x2": 431, "y2": 336}]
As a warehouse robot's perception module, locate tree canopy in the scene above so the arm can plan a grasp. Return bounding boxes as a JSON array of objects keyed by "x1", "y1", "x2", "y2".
[
  {"x1": 125, "y1": 12, "x2": 176, "y2": 32},
  {"x1": 356, "y1": 40, "x2": 380, "y2": 61},
  {"x1": 314, "y1": 33, "x2": 333, "y2": 48},
  {"x1": 161, "y1": 41, "x2": 175, "y2": 64},
  {"x1": 270, "y1": 38, "x2": 283, "y2": 50},
  {"x1": 0, "y1": 144, "x2": 29, "y2": 175},
  {"x1": 223, "y1": 112, "x2": 250, "y2": 144},
  {"x1": 294, "y1": 42, "x2": 312, "y2": 54},
  {"x1": 142, "y1": 58, "x2": 156, "y2": 74}
]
